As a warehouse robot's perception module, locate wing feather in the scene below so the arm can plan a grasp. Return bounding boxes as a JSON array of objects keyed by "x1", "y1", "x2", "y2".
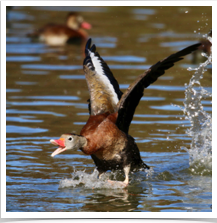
[
  {"x1": 116, "y1": 43, "x2": 201, "y2": 133},
  {"x1": 83, "y1": 39, "x2": 123, "y2": 115}
]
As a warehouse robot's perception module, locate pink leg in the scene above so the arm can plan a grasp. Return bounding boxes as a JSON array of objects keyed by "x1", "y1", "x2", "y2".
[{"x1": 108, "y1": 165, "x2": 130, "y2": 187}]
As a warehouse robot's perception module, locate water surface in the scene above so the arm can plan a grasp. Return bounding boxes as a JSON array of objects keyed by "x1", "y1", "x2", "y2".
[{"x1": 6, "y1": 6, "x2": 212, "y2": 212}]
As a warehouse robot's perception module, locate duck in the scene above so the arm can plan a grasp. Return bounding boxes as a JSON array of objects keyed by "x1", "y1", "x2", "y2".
[
  {"x1": 27, "y1": 12, "x2": 92, "y2": 46},
  {"x1": 50, "y1": 38, "x2": 201, "y2": 187}
]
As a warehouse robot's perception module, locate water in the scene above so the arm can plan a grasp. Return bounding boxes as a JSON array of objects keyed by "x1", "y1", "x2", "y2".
[
  {"x1": 5, "y1": 6, "x2": 212, "y2": 212},
  {"x1": 178, "y1": 34, "x2": 212, "y2": 176}
]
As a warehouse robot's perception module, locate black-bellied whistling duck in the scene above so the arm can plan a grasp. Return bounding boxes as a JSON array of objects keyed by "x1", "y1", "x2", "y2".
[
  {"x1": 28, "y1": 12, "x2": 91, "y2": 46},
  {"x1": 50, "y1": 39, "x2": 201, "y2": 187}
]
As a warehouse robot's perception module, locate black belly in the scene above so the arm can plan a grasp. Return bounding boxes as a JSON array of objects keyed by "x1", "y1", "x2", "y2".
[
  {"x1": 91, "y1": 153, "x2": 125, "y2": 172},
  {"x1": 91, "y1": 135, "x2": 149, "y2": 173}
]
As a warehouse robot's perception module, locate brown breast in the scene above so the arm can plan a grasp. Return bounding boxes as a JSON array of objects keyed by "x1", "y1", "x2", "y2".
[{"x1": 80, "y1": 112, "x2": 127, "y2": 160}]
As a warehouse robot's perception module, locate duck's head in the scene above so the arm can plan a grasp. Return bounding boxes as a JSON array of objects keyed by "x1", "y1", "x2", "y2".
[
  {"x1": 50, "y1": 133, "x2": 87, "y2": 157},
  {"x1": 66, "y1": 12, "x2": 92, "y2": 30}
]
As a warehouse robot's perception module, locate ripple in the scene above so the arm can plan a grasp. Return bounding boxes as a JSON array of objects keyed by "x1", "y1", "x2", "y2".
[
  {"x1": 7, "y1": 56, "x2": 41, "y2": 62},
  {"x1": 6, "y1": 116, "x2": 43, "y2": 123},
  {"x1": 22, "y1": 64, "x2": 81, "y2": 70},
  {"x1": 7, "y1": 109, "x2": 65, "y2": 117},
  {"x1": 103, "y1": 55, "x2": 146, "y2": 63},
  {"x1": 59, "y1": 75, "x2": 85, "y2": 80},
  {"x1": 6, "y1": 89, "x2": 21, "y2": 93},
  {"x1": 132, "y1": 8, "x2": 156, "y2": 15},
  {"x1": 6, "y1": 125, "x2": 48, "y2": 134}
]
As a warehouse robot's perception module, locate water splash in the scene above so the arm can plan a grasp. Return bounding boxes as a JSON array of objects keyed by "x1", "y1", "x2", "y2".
[
  {"x1": 59, "y1": 167, "x2": 153, "y2": 189},
  {"x1": 176, "y1": 34, "x2": 212, "y2": 175},
  {"x1": 59, "y1": 168, "x2": 126, "y2": 189}
]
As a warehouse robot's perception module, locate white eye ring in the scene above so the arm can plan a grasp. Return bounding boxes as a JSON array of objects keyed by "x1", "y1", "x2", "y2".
[{"x1": 68, "y1": 137, "x2": 73, "y2": 141}]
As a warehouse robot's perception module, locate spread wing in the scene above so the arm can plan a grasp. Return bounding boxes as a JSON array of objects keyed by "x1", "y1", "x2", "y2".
[
  {"x1": 116, "y1": 43, "x2": 201, "y2": 134},
  {"x1": 83, "y1": 39, "x2": 123, "y2": 115}
]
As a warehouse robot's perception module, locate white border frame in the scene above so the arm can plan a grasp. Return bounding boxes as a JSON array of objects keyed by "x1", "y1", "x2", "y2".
[{"x1": 1, "y1": 0, "x2": 215, "y2": 219}]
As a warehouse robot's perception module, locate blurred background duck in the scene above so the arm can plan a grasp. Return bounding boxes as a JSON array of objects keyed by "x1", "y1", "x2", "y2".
[{"x1": 27, "y1": 12, "x2": 92, "y2": 46}]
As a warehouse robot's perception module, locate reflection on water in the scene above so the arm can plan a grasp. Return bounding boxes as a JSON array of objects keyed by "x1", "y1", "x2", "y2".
[{"x1": 6, "y1": 6, "x2": 212, "y2": 212}]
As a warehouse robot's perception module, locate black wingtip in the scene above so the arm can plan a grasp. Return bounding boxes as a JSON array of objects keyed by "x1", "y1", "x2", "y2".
[
  {"x1": 185, "y1": 43, "x2": 202, "y2": 55},
  {"x1": 90, "y1": 44, "x2": 96, "y2": 53},
  {"x1": 85, "y1": 38, "x2": 92, "y2": 56},
  {"x1": 85, "y1": 38, "x2": 97, "y2": 56},
  {"x1": 192, "y1": 43, "x2": 202, "y2": 50},
  {"x1": 83, "y1": 38, "x2": 95, "y2": 70}
]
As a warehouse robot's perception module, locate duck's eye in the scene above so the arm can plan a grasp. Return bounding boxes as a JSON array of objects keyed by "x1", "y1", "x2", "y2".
[{"x1": 68, "y1": 137, "x2": 73, "y2": 141}]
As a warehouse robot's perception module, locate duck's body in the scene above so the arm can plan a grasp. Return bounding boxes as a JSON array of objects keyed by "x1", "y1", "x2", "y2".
[
  {"x1": 38, "y1": 24, "x2": 88, "y2": 46},
  {"x1": 28, "y1": 12, "x2": 91, "y2": 46},
  {"x1": 50, "y1": 39, "x2": 201, "y2": 187},
  {"x1": 80, "y1": 112, "x2": 147, "y2": 175}
]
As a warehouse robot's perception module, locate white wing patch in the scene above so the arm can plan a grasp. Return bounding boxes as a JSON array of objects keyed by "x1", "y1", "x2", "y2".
[{"x1": 88, "y1": 49, "x2": 119, "y2": 105}]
